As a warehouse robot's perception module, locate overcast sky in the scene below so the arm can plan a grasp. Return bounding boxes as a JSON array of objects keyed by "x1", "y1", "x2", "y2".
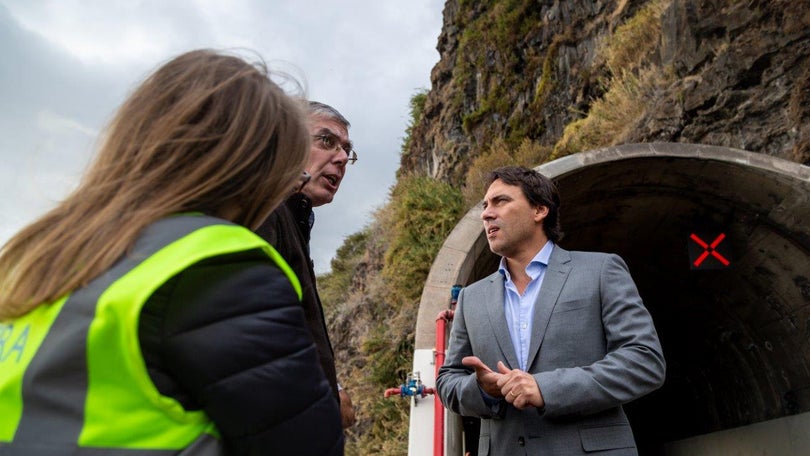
[{"x1": 0, "y1": 0, "x2": 444, "y2": 274}]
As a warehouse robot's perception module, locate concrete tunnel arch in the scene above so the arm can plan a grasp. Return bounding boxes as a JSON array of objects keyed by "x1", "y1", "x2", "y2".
[{"x1": 408, "y1": 142, "x2": 810, "y2": 455}]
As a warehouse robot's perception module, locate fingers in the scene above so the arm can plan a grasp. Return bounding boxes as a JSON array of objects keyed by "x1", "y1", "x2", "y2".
[
  {"x1": 463, "y1": 357, "x2": 505, "y2": 397},
  {"x1": 495, "y1": 363, "x2": 518, "y2": 390},
  {"x1": 501, "y1": 376, "x2": 543, "y2": 409},
  {"x1": 496, "y1": 365, "x2": 542, "y2": 409},
  {"x1": 462, "y1": 356, "x2": 491, "y2": 373},
  {"x1": 503, "y1": 385, "x2": 530, "y2": 410},
  {"x1": 510, "y1": 390, "x2": 532, "y2": 410},
  {"x1": 497, "y1": 363, "x2": 521, "y2": 402},
  {"x1": 502, "y1": 387, "x2": 526, "y2": 408}
]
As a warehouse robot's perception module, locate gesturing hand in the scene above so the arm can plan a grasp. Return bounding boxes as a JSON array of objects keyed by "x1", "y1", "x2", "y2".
[
  {"x1": 496, "y1": 361, "x2": 544, "y2": 410},
  {"x1": 462, "y1": 356, "x2": 504, "y2": 398}
]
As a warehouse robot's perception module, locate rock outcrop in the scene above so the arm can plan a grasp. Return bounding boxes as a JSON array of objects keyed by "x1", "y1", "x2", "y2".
[
  {"x1": 334, "y1": 1, "x2": 810, "y2": 452},
  {"x1": 402, "y1": 0, "x2": 810, "y2": 186}
]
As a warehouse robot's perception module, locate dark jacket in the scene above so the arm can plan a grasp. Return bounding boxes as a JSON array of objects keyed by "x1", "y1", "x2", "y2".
[
  {"x1": 139, "y1": 248, "x2": 344, "y2": 455},
  {"x1": 254, "y1": 194, "x2": 340, "y2": 403}
]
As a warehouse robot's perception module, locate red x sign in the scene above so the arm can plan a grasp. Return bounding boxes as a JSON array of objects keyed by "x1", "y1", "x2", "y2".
[{"x1": 688, "y1": 232, "x2": 731, "y2": 269}]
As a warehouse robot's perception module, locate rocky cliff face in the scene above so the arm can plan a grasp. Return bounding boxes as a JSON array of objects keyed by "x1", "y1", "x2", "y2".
[
  {"x1": 333, "y1": 1, "x2": 810, "y2": 452},
  {"x1": 401, "y1": 0, "x2": 810, "y2": 186}
]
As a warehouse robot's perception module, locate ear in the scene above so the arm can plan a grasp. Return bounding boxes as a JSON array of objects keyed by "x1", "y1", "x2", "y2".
[{"x1": 533, "y1": 205, "x2": 549, "y2": 223}]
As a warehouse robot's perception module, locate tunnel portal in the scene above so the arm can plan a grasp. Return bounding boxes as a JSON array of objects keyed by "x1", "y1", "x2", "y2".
[{"x1": 412, "y1": 142, "x2": 810, "y2": 455}]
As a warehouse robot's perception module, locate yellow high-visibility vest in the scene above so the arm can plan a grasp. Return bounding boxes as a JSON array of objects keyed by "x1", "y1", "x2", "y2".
[{"x1": 0, "y1": 215, "x2": 300, "y2": 455}]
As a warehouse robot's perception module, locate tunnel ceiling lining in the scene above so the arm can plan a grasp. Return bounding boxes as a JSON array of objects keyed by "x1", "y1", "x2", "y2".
[
  {"x1": 549, "y1": 154, "x2": 810, "y2": 437},
  {"x1": 420, "y1": 143, "x2": 810, "y2": 443}
]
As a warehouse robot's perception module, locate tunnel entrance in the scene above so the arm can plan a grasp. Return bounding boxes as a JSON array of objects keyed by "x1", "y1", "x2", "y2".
[{"x1": 412, "y1": 143, "x2": 810, "y2": 455}]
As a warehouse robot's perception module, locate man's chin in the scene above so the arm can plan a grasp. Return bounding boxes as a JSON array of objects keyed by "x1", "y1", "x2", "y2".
[{"x1": 307, "y1": 189, "x2": 334, "y2": 208}]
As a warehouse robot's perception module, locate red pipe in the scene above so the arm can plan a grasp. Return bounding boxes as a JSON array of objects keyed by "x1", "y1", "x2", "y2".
[
  {"x1": 434, "y1": 309, "x2": 454, "y2": 456},
  {"x1": 384, "y1": 387, "x2": 403, "y2": 398}
]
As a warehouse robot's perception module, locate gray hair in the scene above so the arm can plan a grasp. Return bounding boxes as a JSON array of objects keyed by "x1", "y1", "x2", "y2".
[{"x1": 308, "y1": 101, "x2": 351, "y2": 129}]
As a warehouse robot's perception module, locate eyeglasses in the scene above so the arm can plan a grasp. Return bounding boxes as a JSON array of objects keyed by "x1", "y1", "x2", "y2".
[
  {"x1": 293, "y1": 171, "x2": 311, "y2": 194},
  {"x1": 312, "y1": 133, "x2": 358, "y2": 165}
]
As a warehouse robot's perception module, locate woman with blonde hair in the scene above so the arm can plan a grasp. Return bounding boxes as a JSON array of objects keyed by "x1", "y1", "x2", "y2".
[{"x1": 0, "y1": 49, "x2": 343, "y2": 455}]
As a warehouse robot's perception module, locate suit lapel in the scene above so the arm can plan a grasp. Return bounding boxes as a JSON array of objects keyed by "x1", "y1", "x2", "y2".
[
  {"x1": 526, "y1": 246, "x2": 572, "y2": 370},
  {"x1": 483, "y1": 272, "x2": 521, "y2": 370}
]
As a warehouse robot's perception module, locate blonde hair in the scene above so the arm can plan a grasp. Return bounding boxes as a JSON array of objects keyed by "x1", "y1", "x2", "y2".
[{"x1": 0, "y1": 49, "x2": 309, "y2": 319}]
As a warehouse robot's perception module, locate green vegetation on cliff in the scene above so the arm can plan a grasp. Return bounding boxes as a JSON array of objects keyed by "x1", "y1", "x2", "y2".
[
  {"x1": 553, "y1": 0, "x2": 673, "y2": 158},
  {"x1": 319, "y1": 90, "x2": 464, "y2": 455},
  {"x1": 319, "y1": 0, "x2": 810, "y2": 452}
]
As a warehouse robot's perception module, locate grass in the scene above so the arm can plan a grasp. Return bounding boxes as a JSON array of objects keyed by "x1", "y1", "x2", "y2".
[{"x1": 551, "y1": 0, "x2": 674, "y2": 159}]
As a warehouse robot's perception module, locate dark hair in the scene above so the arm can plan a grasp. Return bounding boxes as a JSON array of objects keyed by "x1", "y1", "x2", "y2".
[{"x1": 487, "y1": 166, "x2": 563, "y2": 243}]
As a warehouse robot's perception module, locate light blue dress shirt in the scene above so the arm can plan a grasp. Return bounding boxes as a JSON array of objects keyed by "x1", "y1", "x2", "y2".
[{"x1": 498, "y1": 241, "x2": 554, "y2": 371}]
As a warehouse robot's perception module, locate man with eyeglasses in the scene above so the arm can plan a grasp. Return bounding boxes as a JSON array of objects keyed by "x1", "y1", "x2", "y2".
[{"x1": 255, "y1": 101, "x2": 357, "y2": 430}]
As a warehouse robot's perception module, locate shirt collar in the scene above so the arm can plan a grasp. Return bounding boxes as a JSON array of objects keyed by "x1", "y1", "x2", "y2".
[{"x1": 498, "y1": 241, "x2": 555, "y2": 281}]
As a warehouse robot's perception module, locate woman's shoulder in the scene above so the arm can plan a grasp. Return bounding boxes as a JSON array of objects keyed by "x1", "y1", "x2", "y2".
[{"x1": 163, "y1": 250, "x2": 298, "y2": 327}]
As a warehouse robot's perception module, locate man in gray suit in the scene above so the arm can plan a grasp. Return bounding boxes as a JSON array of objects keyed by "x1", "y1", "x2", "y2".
[{"x1": 437, "y1": 166, "x2": 666, "y2": 455}]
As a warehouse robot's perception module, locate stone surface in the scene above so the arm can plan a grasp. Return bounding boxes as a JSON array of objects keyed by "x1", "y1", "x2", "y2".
[{"x1": 401, "y1": 0, "x2": 810, "y2": 188}]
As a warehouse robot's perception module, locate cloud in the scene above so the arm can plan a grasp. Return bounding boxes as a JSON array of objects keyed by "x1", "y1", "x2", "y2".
[
  {"x1": 0, "y1": 0, "x2": 443, "y2": 274},
  {"x1": 37, "y1": 109, "x2": 98, "y2": 137}
]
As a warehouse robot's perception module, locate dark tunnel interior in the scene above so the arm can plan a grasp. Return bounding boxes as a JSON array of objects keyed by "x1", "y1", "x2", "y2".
[{"x1": 465, "y1": 156, "x2": 810, "y2": 453}]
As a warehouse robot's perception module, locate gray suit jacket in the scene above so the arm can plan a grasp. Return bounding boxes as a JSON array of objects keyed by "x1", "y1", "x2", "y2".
[{"x1": 437, "y1": 246, "x2": 666, "y2": 456}]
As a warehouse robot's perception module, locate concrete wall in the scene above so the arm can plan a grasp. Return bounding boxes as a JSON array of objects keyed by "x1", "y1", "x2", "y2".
[
  {"x1": 412, "y1": 143, "x2": 810, "y2": 455},
  {"x1": 664, "y1": 412, "x2": 810, "y2": 456}
]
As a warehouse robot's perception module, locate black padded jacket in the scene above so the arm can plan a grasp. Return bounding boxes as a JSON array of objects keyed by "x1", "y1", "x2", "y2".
[
  {"x1": 138, "y1": 249, "x2": 344, "y2": 455},
  {"x1": 254, "y1": 194, "x2": 339, "y2": 404}
]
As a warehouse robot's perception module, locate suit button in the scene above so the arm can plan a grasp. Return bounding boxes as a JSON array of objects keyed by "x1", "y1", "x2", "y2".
[{"x1": 518, "y1": 437, "x2": 525, "y2": 446}]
